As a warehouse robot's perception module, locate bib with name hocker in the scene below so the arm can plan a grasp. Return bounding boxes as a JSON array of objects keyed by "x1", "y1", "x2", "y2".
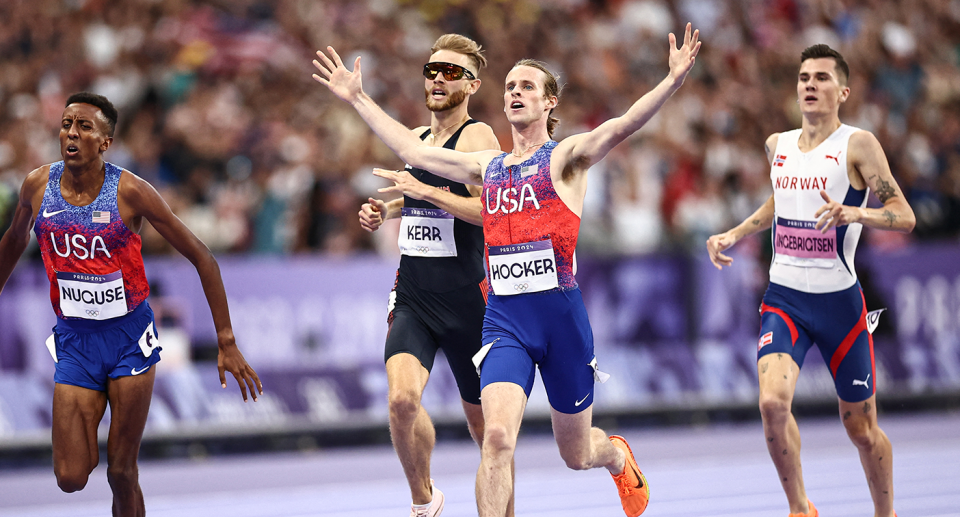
[
  {"x1": 57, "y1": 270, "x2": 127, "y2": 320},
  {"x1": 398, "y1": 207, "x2": 457, "y2": 257},
  {"x1": 487, "y1": 239, "x2": 559, "y2": 295},
  {"x1": 773, "y1": 217, "x2": 837, "y2": 269}
]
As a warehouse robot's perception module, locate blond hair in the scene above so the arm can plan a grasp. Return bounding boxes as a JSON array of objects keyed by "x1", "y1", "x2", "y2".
[{"x1": 431, "y1": 34, "x2": 487, "y2": 76}]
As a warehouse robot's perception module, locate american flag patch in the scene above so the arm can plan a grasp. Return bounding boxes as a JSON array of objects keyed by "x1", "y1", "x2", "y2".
[
  {"x1": 758, "y1": 331, "x2": 773, "y2": 351},
  {"x1": 773, "y1": 154, "x2": 787, "y2": 167},
  {"x1": 520, "y1": 165, "x2": 536, "y2": 178},
  {"x1": 92, "y1": 211, "x2": 111, "y2": 224}
]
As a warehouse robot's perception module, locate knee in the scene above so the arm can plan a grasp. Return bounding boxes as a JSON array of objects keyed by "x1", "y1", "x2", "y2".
[
  {"x1": 55, "y1": 467, "x2": 91, "y2": 493},
  {"x1": 106, "y1": 463, "x2": 139, "y2": 491},
  {"x1": 758, "y1": 392, "x2": 791, "y2": 422},
  {"x1": 559, "y1": 450, "x2": 592, "y2": 471},
  {"x1": 388, "y1": 389, "x2": 421, "y2": 423},
  {"x1": 482, "y1": 423, "x2": 517, "y2": 460},
  {"x1": 843, "y1": 417, "x2": 878, "y2": 449}
]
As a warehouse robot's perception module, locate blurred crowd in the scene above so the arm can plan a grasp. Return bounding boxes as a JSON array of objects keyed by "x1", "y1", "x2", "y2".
[{"x1": 0, "y1": 0, "x2": 958, "y2": 257}]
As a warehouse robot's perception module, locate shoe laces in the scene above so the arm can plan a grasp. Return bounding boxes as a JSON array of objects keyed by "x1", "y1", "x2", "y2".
[{"x1": 614, "y1": 471, "x2": 635, "y2": 495}]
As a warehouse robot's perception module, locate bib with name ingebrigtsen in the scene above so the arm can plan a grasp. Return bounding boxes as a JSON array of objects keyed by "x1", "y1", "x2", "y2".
[{"x1": 769, "y1": 124, "x2": 868, "y2": 294}]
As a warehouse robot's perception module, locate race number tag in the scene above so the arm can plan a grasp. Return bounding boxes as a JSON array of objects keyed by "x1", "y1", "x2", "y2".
[
  {"x1": 138, "y1": 321, "x2": 160, "y2": 357},
  {"x1": 398, "y1": 208, "x2": 457, "y2": 257},
  {"x1": 773, "y1": 217, "x2": 837, "y2": 269},
  {"x1": 56, "y1": 271, "x2": 127, "y2": 320},
  {"x1": 488, "y1": 239, "x2": 559, "y2": 295}
]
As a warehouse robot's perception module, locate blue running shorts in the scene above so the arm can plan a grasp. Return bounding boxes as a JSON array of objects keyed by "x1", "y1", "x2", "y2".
[
  {"x1": 477, "y1": 288, "x2": 598, "y2": 414},
  {"x1": 52, "y1": 302, "x2": 161, "y2": 391},
  {"x1": 758, "y1": 282, "x2": 875, "y2": 402}
]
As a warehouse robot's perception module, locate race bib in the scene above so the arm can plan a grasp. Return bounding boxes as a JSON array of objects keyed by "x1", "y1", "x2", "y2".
[
  {"x1": 57, "y1": 270, "x2": 127, "y2": 320},
  {"x1": 773, "y1": 217, "x2": 837, "y2": 269},
  {"x1": 398, "y1": 207, "x2": 457, "y2": 257},
  {"x1": 488, "y1": 239, "x2": 559, "y2": 295}
]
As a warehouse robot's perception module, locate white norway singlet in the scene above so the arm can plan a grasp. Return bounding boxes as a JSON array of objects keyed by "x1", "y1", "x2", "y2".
[{"x1": 768, "y1": 124, "x2": 868, "y2": 294}]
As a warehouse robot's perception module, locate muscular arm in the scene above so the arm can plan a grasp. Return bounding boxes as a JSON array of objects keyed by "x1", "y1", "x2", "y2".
[
  {"x1": 705, "y1": 133, "x2": 778, "y2": 270},
  {"x1": 119, "y1": 172, "x2": 262, "y2": 400},
  {"x1": 562, "y1": 24, "x2": 701, "y2": 173},
  {"x1": 0, "y1": 168, "x2": 46, "y2": 293},
  {"x1": 313, "y1": 48, "x2": 492, "y2": 185}
]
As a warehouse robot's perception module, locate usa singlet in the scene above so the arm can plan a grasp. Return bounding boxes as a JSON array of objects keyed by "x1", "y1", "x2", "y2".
[
  {"x1": 769, "y1": 124, "x2": 867, "y2": 294},
  {"x1": 482, "y1": 141, "x2": 579, "y2": 295},
  {"x1": 397, "y1": 120, "x2": 485, "y2": 292},
  {"x1": 34, "y1": 161, "x2": 150, "y2": 321}
]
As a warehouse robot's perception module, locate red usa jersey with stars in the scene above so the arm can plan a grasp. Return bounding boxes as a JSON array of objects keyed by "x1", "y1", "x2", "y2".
[
  {"x1": 482, "y1": 141, "x2": 580, "y2": 294},
  {"x1": 769, "y1": 124, "x2": 868, "y2": 294},
  {"x1": 34, "y1": 161, "x2": 150, "y2": 320}
]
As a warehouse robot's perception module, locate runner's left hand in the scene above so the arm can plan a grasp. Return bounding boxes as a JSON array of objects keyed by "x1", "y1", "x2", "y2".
[
  {"x1": 667, "y1": 22, "x2": 701, "y2": 85},
  {"x1": 217, "y1": 337, "x2": 262, "y2": 402},
  {"x1": 815, "y1": 190, "x2": 862, "y2": 232}
]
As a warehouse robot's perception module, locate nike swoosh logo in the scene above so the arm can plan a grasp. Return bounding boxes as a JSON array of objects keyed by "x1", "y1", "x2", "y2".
[
  {"x1": 131, "y1": 365, "x2": 150, "y2": 376},
  {"x1": 574, "y1": 394, "x2": 589, "y2": 406},
  {"x1": 631, "y1": 463, "x2": 644, "y2": 489},
  {"x1": 43, "y1": 209, "x2": 67, "y2": 218}
]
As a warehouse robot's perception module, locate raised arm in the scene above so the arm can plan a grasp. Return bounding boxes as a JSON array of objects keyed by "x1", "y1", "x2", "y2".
[
  {"x1": 0, "y1": 168, "x2": 46, "y2": 293},
  {"x1": 119, "y1": 172, "x2": 262, "y2": 401},
  {"x1": 814, "y1": 130, "x2": 916, "y2": 233},
  {"x1": 562, "y1": 23, "x2": 701, "y2": 170},
  {"x1": 312, "y1": 47, "x2": 490, "y2": 185},
  {"x1": 705, "y1": 133, "x2": 779, "y2": 270}
]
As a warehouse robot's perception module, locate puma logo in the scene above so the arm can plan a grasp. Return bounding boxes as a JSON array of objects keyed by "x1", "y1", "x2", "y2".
[
  {"x1": 825, "y1": 151, "x2": 841, "y2": 165},
  {"x1": 852, "y1": 374, "x2": 870, "y2": 388}
]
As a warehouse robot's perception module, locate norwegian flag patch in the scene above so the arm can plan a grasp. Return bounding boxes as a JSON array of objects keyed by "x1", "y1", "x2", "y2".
[
  {"x1": 92, "y1": 211, "x2": 111, "y2": 224},
  {"x1": 773, "y1": 155, "x2": 787, "y2": 167},
  {"x1": 758, "y1": 331, "x2": 774, "y2": 351}
]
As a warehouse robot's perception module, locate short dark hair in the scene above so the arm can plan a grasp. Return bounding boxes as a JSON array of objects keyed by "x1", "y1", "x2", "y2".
[
  {"x1": 65, "y1": 92, "x2": 118, "y2": 137},
  {"x1": 800, "y1": 44, "x2": 849, "y2": 85}
]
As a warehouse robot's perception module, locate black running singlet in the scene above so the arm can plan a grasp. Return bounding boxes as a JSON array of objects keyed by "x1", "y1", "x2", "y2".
[{"x1": 397, "y1": 120, "x2": 485, "y2": 293}]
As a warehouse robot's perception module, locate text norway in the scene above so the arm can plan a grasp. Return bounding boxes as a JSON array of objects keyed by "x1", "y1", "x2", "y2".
[
  {"x1": 776, "y1": 234, "x2": 835, "y2": 253},
  {"x1": 61, "y1": 285, "x2": 124, "y2": 304},
  {"x1": 491, "y1": 258, "x2": 555, "y2": 280}
]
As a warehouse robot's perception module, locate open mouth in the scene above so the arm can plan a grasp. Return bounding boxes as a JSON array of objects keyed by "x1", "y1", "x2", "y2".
[
  {"x1": 65, "y1": 144, "x2": 79, "y2": 156},
  {"x1": 431, "y1": 88, "x2": 446, "y2": 99},
  {"x1": 510, "y1": 101, "x2": 524, "y2": 110},
  {"x1": 803, "y1": 95, "x2": 817, "y2": 102}
]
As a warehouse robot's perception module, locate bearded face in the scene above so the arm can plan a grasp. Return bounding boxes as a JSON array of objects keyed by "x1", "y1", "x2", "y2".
[{"x1": 425, "y1": 85, "x2": 469, "y2": 112}]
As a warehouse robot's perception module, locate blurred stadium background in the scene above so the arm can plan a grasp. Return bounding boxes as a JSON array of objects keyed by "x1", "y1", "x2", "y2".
[{"x1": 1, "y1": 0, "x2": 959, "y2": 492}]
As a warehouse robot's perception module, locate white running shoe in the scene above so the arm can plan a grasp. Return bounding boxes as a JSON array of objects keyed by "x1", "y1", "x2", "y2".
[{"x1": 409, "y1": 480, "x2": 444, "y2": 517}]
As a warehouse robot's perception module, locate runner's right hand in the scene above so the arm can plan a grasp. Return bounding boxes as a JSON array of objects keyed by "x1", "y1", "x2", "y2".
[
  {"x1": 706, "y1": 230, "x2": 738, "y2": 270},
  {"x1": 359, "y1": 197, "x2": 387, "y2": 232}
]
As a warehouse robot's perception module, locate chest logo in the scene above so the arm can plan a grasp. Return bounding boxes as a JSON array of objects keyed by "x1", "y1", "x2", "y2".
[
  {"x1": 42, "y1": 209, "x2": 67, "y2": 218},
  {"x1": 825, "y1": 151, "x2": 842, "y2": 165},
  {"x1": 49, "y1": 233, "x2": 113, "y2": 260},
  {"x1": 485, "y1": 184, "x2": 540, "y2": 215}
]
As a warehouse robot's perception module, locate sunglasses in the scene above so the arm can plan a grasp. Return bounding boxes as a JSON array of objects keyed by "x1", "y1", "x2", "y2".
[{"x1": 423, "y1": 62, "x2": 476, "y2": 81}]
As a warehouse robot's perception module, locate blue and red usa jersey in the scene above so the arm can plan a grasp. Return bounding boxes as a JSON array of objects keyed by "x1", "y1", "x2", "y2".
[
  {"x1": 482, "y1": 141, "x2": 580, "y2": 292},
  {"x1": 34, "y1": 161, "x2": 150, "y2": 319}
]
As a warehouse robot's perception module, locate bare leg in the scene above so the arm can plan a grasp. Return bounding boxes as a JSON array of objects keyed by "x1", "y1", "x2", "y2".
[
  {"x1": 463, "y1": 400, "x2": 515, "y2": 517},
  {"x1": 839, "y1": 395, "x2": 894, "y2": 517},
  {"x1": 758, "y1": 353, "x2": 812, "y2": 515},
  {"x1": 52, "y1": 383, "x2": 108, "y2": 493},
  {"x1": 476, "y1": 382, "x2": 526, "y2": 517},
  {"x1": 386, "y1": 353, "x2": 434, "y2": 505},
  {"x1": 551, "y1": 405, "x2": 624, "y2": 474},
  {"x1": 105, "y1": 368, "x2": 156, "y2": 517}
]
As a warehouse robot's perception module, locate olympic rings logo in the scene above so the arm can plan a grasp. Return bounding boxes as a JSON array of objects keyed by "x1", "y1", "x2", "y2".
[
  {"x1": 514, "y1": 283, "x2": 530, "y2": 292},
  {"x1": 86, "y1": 309, "x2": 100, "y2": 317},
  {"x1": 416, "y1": 246, "x2": 430, "y2": 254}
]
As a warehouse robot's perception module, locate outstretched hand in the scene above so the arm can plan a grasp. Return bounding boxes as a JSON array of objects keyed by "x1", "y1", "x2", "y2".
[
  {"x1": 312, "y1": 46, "x2": 363, "y2": 104},
  {"x1": 373, "y1": 168, "x2": 432, "y2": 200},
  {"x1": 668, "y1": 23, "x2": 702, "y2": 85},
  {"x1": 217, "y1": 339, "x2": 262, "y2": 402}
]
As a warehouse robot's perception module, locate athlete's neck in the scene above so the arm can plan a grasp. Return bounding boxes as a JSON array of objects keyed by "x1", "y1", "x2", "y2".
[
  {"x1": 430, "y1": 104, "x2": 470, "y2": 144},
  {"x1": 799, "y1": 114, "x2": 842, "y2": 152},
  {"x1": 61, "y1": 160, "x2": 107, "y2": 204},
  {"x1": 508, "y1": 123, "x2": 550, "y2": 160}
]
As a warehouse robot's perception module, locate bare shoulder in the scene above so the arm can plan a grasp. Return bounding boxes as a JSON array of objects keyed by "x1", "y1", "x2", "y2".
[
  {"x1": 848, "y1": 129, "x2": 883, "y2": 158},
  {"x1": 764, "y1": 133, "x2": 780, "y2": 162},
  {"x1": 457, "y1": 122, "x2": 501, "y2": 152},
  {"x1": 412, "y1": 125, "x2": 429, "y2": 137},
  {"x1": 19, "y1": 165, "x2": 51, "y2": 208}
]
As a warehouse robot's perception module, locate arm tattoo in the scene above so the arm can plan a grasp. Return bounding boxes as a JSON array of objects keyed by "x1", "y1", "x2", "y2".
[
  {"x1": 873, "y1": 176, "x2": 898, "y2": 203},
  {"x1": 883, "y1": 209, "x2": 896, "y2": 227},
  {"x1": 752, "y1": 219, "x2": 761, "y2": 226}
]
